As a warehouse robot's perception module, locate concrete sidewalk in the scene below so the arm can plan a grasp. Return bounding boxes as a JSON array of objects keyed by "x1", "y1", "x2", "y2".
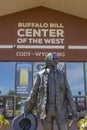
[{"x1": 37, "y1": 120, "x2": 78, "y2": 130}]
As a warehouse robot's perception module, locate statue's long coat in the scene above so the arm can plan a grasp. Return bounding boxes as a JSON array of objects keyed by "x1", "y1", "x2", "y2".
[{"x1": 24, "y1": 68, "x2": 76, "y2": 122}]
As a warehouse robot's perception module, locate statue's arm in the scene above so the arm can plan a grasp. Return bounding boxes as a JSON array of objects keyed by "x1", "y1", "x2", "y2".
[
  {"x1": 24, "y1": 73, "x2": 40, "y2": 115},
  {"x1": 64, "y1": 73, "x2": 76, "y2": 112}
]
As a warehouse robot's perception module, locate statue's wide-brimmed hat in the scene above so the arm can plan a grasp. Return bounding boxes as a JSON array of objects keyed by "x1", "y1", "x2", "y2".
[{"x1": 12, "y1": 113, "x2": 37, "y2": 130}]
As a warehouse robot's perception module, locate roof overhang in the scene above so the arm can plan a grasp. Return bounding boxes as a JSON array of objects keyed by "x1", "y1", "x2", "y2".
[{"x1": 0, "y1": 0, "x2": 87, "y2": 19}]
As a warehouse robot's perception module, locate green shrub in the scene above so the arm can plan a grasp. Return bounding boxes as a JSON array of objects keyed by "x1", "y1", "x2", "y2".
[
  {"x1": 78, "y1": 116, "x2": 87, "y2": 130},
  {"x1": 0, "y1": 114, "x2": 10, "y2": 129}
]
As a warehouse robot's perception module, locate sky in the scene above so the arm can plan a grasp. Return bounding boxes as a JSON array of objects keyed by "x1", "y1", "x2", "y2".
[{"x1": 0, "y1": 62, "x2": 86, "y2": 96}]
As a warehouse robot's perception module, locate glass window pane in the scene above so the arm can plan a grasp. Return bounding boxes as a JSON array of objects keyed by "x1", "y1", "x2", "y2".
[
  {"x1": 0, "y1": 62, "x2": 15, "y2": 95},
  {"x1": 84, "y1": 62, "x2": 87, "y2": 94},
  {"x1": 66, "y1": 62, "x2": 85, "y2": 96}
]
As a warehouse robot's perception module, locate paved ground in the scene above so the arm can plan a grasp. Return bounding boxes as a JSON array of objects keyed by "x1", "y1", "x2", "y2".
[
  {"x1": 7, "y1": 119, "x2": 79, "y2": 130},
  {"x1": 37, "y1": 120, "x2": 78, "y2": 130}
]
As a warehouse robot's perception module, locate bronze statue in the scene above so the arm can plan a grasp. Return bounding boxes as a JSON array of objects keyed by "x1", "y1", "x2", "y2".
[{"x1": 24, "y1": 53, "x2": 77, "y2": 130}]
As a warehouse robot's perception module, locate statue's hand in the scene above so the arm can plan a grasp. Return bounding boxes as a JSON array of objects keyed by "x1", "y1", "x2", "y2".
[
  {"x1": 23, "y1": 111, "x2": 29, "y2": 118},
  {"x1": 73, "y1": 111, "x2": 79, "y2": 120}
]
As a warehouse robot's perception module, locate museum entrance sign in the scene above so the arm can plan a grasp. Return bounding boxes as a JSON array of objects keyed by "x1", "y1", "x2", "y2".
[{"x1": 0, "y1": 7, "x2": 87, "y2": 61}]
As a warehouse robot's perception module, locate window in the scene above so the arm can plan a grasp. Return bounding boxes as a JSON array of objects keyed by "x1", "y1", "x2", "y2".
[
  {"x1": 66, "y1": 62, "x2": 85, "y2": 96},
  {"x1": 0, "y1": 62, "x2": 15, "y2": 95}
]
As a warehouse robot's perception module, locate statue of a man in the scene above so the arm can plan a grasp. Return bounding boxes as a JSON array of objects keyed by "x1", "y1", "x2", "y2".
[{"x1": 24, "y1": 53, "x2": 77, "y2": 130}]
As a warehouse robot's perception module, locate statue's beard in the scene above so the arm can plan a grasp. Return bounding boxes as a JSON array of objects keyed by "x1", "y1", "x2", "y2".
[{"x1": 47, "y1": 62, "x2": 57, "y2": 70}]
